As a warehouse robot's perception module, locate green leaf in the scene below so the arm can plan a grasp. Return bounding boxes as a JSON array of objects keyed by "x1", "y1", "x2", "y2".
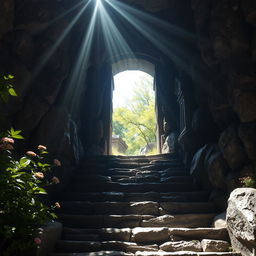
[
  {"x1": 36, "y1": 187, "x2": 47, "y2": 194},
  {"x1": 8, "y1": 128, "x2": 24, "y2": 139},
  {"x1": 12, "y1": 134, "x2": 24, "y2": 139},
  {"x1": 8, "y1": 74, "x2": 14, "y2": 79},
  {"x1": 19, "y1": 157, "x2": 31, "y2": 167},
  {"x1": 8, "y1": 88, "x2": 17, "y2": 96}
]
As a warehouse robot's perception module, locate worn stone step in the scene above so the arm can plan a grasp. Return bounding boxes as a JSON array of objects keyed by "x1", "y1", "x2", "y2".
[
  {"x1": 50, "y1": 251, "x2": 134, "y2": 256},
  {"x1": 55, "y1": 240, "x2": 158, "y2": 253},
  {"x1": 159, "y1": 202, "x2": 215, "y2": 214},
  {"x1": 58, "y1": 201, "x2": 159, "y2": 215},
  {"x1": 141, "y1": 214, "x2": 216, "y2": 228},
  {"x1": 56, "y1": 240, "x2": 101, "y2": 253},
  {"x1": 57, "y1": 191, "x2": 209, "y2": 202},
  {"x1": 57, "y1": 201, "x2": 215, "y2": 215},
  {"x1": 63, "y1": 227, "x2": 131, "y2": 242},
  {"x1": 68, "y1": 182, "x2": 199, "y2": 193},
  {"x1": 135, "y1": 252, "x2": 240, "y2": 256},
  {"x1": 58, "y1": 214, "x2": 215, "y2": 229},
  {"x1": 62, "y1": 227, "x2": 229, "y2": 244},
  {"x1": 168, "y1": 228, "x2": 229, "y2": 241},
  {"x1": 101, "y1": 241, "x2": 158, "y2": 253}
]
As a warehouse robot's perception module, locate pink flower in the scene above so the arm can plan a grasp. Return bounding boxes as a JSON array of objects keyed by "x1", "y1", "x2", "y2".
[
  {"x1": 38, "y1": 145, "x2": 47, "y2": 151},
  {"x1": 54, "y1": 202, "x2": 61, "y2": 209},
  {"x1": 26, "y1": 151, "x2": 37, "y2": 157},
  {"x1": 52, "y1": 176, "x2": 60, "y2": 184},
  {"x1": 1, "y1": 137, "x2": 14, "y2": 144},
  {"x1": 53, "y1": 159, "x2": 61, "y2": 167},
  {"x1": 34, "y1": 172, "x2": 44, "y2": 179},
  {"x1": 34, "y1": 237, "x2": 41, "y2": 245}
]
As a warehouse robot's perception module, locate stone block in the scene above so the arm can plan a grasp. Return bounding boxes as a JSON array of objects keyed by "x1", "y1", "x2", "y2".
[
  {"x1": 201, "y1": 239, "x2": 230, "y2": 252},
  {"x1": 160, "y1": 240, "x2": 201, "y2": 252}
]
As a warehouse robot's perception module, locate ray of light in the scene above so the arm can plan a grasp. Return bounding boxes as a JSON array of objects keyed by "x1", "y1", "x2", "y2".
[
  {"x1": 64, "y1": 0, "x2": 99, "y2": 113},
  {"x1": 105, "y1": 0, "x2": 207, "y2": 82},
  {"x1": 28, "y1": 0, "x2": 92, "y2": 85},
  {"x1": 97, "y1": 1, "x2": 135, "y2": 63}
]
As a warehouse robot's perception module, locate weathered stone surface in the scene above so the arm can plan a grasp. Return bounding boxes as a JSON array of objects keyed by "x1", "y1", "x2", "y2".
[
  {"x1": 141, "y1": 214, "x2": 215, "y2": 228},
  {"x1": 101, "y1": 241, "x2": 158, "y2": 253},
  {"x1": 103, "y1": 215, "x2": 143, "y2": 228},
  {"x1": 132, "y1": 227, "x2": 169, "y2": 243},
  {"x1": 159, "y1": 202, "x2": 215, "y2": 214},
  {"x1": 213, "y1": 212, "x2": 227, "y2": 229},
  {"x1": 201, "y1": 239, "x2": 230, "y2": 252},
  {"x1": 227, "y1": 188, "x2": 256, "y2": 256},
  {"x1": 168, "y1": 227, "x2": 229, "y2": 241},
  {"x1": 160, "y1": 240, "x2": 201, "y2": 252},
  {"x1": 206, "y1": 152, "x2": 229, "y2": 190},
  {"x1": 239, "y1": 122, "x2": 256, "y2": 161},
  {"x1": 101, "y1": 228, "x2": 131, "y2": 242},
  {"x1": 129, "y1": 201, "x2": 159, "y2": 215},
  {"x1": 218, "y1": 125, "x2": 247, "y2": 171}
]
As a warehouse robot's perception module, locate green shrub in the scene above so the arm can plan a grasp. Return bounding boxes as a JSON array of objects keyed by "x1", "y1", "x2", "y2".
[{"x1": 0, "y1": 75, "x2": 60, "y2": 255}]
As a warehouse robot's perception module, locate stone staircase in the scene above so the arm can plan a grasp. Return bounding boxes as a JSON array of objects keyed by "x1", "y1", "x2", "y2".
[{"x1": 51, "y1": 154, "x2": 239, "y2": 256}]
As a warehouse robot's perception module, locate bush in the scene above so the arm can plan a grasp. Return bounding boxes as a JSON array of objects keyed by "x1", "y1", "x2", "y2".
[{"x1": 0, "y1": 75, "x2": 60, "y2": 255}]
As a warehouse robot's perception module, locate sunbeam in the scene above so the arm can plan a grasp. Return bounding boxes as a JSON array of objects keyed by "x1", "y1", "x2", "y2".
[
  {"x1": 28, "y1": 0, "x2": 92, "y2": 85},
  {"x1": 64, "y1": 0, "x2": 99, "y2": 113},
  {"x1": 97, "y1": 0, "x2": 135, "y2": 63},
  {"x1": 105, "y1": 0, "x2": 206, "y2": 81}
]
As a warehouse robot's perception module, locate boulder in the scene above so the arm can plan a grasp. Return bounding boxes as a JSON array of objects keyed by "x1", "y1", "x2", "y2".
[
  {"x1": 239, "y1": 122, "x2": 256, "y2": 161},
  {"x1": 201, "y1": 239, "x2": 230, "y2": 252},
  {"x1": 218, "y1": 125, "x2": 247, "y2": 171},
  {"x1": 227, "y1": 188, "x2": 256, "y2": 256}
]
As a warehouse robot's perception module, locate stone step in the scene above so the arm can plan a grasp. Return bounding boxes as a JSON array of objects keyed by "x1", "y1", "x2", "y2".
[
  {"x1": 62, "y1": 227, "x2": 229, "y2": 244},
  {"x1": 50, "y1": 252, "x2": 240, "y2": 256},
  {"x1": 135, "y1": 252, "x2": 240, "y2": 256},
  {"x1": 58, "y1": 213, "x2": 215, "y2": 229},
  {"x1": 57, "y1": 201, "x2": 215, "y2": 215},
  {"x1": 50, "y1": 251, "x2": 134, "y2": 256},
  {"x1": 57, "y1": 191, "x2": 209, "y2": 202},
  {"x1": 68, "y1": 182, "x2": 199, "y2": 193},
  {"x1": 56, "y1": 240, "x2": 158, "y2": 253}
]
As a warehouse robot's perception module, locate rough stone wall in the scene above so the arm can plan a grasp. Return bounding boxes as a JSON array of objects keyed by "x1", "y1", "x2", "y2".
[
  {"x1": 0, "y1": 0, "x2": 87, "y2": 165},
  {"x1": 187, "y1": 0, "x2": 256, "y2": 209}
]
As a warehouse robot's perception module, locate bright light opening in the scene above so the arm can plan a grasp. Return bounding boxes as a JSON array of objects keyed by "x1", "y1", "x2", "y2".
[
  {"x1": 96, "y1": 0, "x2": 102, "y2": 8},
  {"x1": 112, "y1": 70, "x2": 157, "y2": 156}
]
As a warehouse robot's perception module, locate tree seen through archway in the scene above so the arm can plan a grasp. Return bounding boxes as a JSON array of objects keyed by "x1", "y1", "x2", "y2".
[{"x1": 112, "y1": 70, "x2": 156, "y2": 155}]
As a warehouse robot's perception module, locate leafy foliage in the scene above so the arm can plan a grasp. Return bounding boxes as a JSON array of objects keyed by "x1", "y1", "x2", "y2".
[
  {"x1": 112, "y1": 76, "x2": 156, "y2": 155},
  {"x1": 0, "y1": 74, "x2": 17, "y2": 103},
  {"x1": 0, "y1": 74, "x2": 60, "y2": 255}
]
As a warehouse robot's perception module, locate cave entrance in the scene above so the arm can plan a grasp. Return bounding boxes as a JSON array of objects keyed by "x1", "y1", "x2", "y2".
[{"x1": 110, "y1": 59, "x2": 157, "y2": 156}]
